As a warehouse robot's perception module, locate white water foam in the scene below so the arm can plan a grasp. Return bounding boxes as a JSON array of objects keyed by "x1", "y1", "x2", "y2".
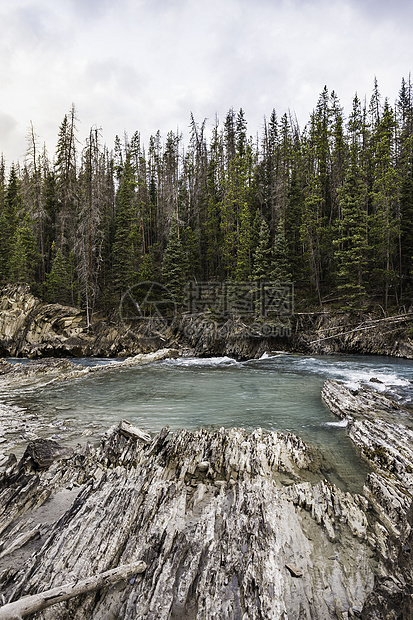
[
  {"x1": 343, "y1": 372, "x2": 411, "y2": 393},
  {"x1": 164, "y1": 356, "x2": 238, "y2": 368},
  {"x1": 325, "y1": 419, "x2": 348, "y2": 428}
]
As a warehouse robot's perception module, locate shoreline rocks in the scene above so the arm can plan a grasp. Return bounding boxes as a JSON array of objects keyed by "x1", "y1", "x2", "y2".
[
  {"x1": 1, "y1": 284, "x2": 413, "y2": 360},
  {"x1": 0, "y1": 368, "x2": 410, "y2": 616},
  {"x1": 0, "y1": 423, "x2": 377, "y2": 619},
  {"x1": 321, "y1": 379, "x2": 413, "y2": 618}
]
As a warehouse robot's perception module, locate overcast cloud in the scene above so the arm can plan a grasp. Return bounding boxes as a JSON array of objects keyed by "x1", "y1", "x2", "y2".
[{"x1": 0, "y1": 0, "x2": 411, "y2": 166}]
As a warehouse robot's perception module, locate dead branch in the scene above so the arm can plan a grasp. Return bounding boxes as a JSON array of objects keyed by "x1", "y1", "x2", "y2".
[{"x1": 0, "y1": 561, "x2": 146, "y2": 619}]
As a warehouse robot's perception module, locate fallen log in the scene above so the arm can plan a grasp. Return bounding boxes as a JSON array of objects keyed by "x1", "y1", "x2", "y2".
[{"x1": 0, "y1": 561, "x2": 146, "y2": 619}]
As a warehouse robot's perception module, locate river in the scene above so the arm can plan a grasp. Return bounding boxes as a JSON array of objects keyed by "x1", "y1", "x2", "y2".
[{"x1": 2, "y1": 352, "x2": 412, "y2": 493}]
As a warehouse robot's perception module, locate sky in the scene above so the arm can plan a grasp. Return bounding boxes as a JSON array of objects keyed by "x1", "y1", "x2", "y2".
[{"x1": 0, "y1": 0, "x2": 412, "y2": 167}]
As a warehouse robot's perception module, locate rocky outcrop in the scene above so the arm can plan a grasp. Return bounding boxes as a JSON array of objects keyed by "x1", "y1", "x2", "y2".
[
  {"x1": 321, "y1": 380, "x2": 413, "y2": 536},
  {"x1": 0, "y1": 422, "x2": 376, "y2": 619},
  {"x1": 321, "y1": 380, "x2": 413, "y2": 618},
  {"x1": 0, "y1": 285, "x2": 165, "y2": 358},
  {"x1": 0, "y1": 285, "x2": 86, "y2": 357},
  {"x1": 292, "y1": 311, "x2": 413, "y2": 358},
  {"x1": 2, "y1": 284, "x2": 413, "y2": 359}
]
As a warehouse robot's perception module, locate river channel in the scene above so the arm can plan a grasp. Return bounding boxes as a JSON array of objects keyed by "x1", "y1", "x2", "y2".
[{"x1": 2, "y1": 352, "x2": 412, "y2": 493}]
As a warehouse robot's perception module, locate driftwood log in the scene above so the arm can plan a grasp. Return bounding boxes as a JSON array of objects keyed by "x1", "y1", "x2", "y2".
[
  {"x1": 0, "y1": 562, "x2": 146, "y2": 619},
  {"x1": 0, "y1": 419, "x2": 377, "y2": 619}
]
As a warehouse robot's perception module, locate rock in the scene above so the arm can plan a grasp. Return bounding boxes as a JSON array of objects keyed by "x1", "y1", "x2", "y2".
[
  {"x1": 197, "y1": 461, "x2": 210, "y2": 472},
  {"x1": 0, "y1": 424, "x2": 376, "y2": 619},
  {"x1": 22, "y1": 439, "x2": 74, "y2": 469},
  {"x1": 285, "y1": 563, "x2": 303, "y2": 577},
  {"x1": 321, "y1": 379, "x2": 413, "y2": 534},
  {"x1": 0, "y1": 284, "x2": 166, "y2": 358},
  {"x1": 118, "y1": 421, "x2": 151, "y2": 444},
  {"x1": 321, "y1": 379, "x2": 413, "y2": 619},
  {"x1": 2, "y1": 285, "x2": 413, "y2": 359}
]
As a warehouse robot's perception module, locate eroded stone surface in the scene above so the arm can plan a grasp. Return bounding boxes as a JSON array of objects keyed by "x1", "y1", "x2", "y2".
[
  {"x1": 2, "y1": 284, "x2": 413, "y2": 359},
  {"x1": 0, "y1": 424, "x2": 377, "y2": 619},
  {"x1": 321, "y1": 379, "x2": 413, "y2": 618}
]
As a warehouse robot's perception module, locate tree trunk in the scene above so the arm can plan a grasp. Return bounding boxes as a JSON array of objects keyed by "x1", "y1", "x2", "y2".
[{"x1": 0, "y1": 562, "x2": 146, "y2": 619}]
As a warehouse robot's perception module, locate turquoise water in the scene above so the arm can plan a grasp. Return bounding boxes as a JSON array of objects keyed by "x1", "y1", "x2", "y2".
[{"x1": 3, "y1": 352, "x2": 413, "y2": 492}]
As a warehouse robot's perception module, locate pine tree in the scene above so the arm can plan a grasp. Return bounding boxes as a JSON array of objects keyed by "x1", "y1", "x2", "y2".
[
  {"x1": 333, "y1": 94, "x2": 368, "y2": 309},
  {"x1": 252, "y1": 217, "x2": 272, "y2": 282},
  {"x1": 113, "y1": 153, "x2": 140, "y2": 296},
  {"x1": 272, "y1": 220, "x2": 292, "y2": 282},
  {"x1": 43, "y1": 169, "x2": 59, "y2": 275},
  {"x1": 334, "y1": 164, "x2": 368, "y2": 308},
  {"x1": 55, "y1": 105, "x2": 78, "y2": 251},
  {"x1": 284, "y1": 165, "x2": 304, "y2": 282},
  {"x1": 220, "y1": 110, "x2": 252, "y2": 279},
  {"x1": 235, "y1": 202, "x2": 252, "y2": 280},
  {"x1": 0, "y1": 164, "x2": 21, "y2": 282},
  {"x1": 203, "y1": 120, "x2": 223, "y2": 279},
  {"x1": 45, "y1": 243, "x2": 75, "y2": 305},
  {"x1": 397, "y1": 76, "x2": 413, "y2": 299},
  {"x1": 0, "y1": 155, "x2": 6, "y2": 216},
  {"x1": 161, "y1": 218, "x2": 188, "y2": 304},
  {"x1": 369, "y1": 99, "x2": 400, "y2": 308},
  {"x1": 8, "y1": 216, "x2": 38, "y2": 284}
]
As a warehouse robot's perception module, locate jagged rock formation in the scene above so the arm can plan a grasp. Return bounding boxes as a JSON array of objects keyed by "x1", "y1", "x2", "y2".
[
  {"x1": 1, "y1": 284, "x2": 413, "y2": 359},
  {"x1": 0, "y1": 284, "x2": 165, "y2": 358},
  {"x1": 0, "y1": 422, "x2": 376, "y2": 619},
  {"x1": 321, "y1": 380, "x2": 413, "y2": 618},
  {"x1": 294, "y1": 312, "x2": 413, "y2": 358}
]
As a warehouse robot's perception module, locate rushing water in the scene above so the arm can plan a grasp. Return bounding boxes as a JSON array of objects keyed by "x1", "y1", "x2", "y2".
[{"x1": 2, "y1": 352, "x2": 413, "y2": 492}]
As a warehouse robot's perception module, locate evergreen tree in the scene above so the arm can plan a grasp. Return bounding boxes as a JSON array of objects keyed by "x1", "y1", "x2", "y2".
[
  {"x1": 334, "y1": 164, "x2": 368, "y2": 308},
  {"x1": 137, "y1": 253, "x2": 156, "y2": 282},
  {"x1": 397, "y1": 76, "x2": 413, "y2": 299},
  {"x1": 8, "y1": 216, "x2": 38, "y2": 284},
  {"x1": 181, "y1": 226, "x2": 201, "y2": 280},
  {"x1": 203, "y1": 138, "x2": 223, "y2": 279},
  {"x1": 55, "y1": 105, "x2": 78, "y2": 251},
  {"x1": 112, "y1": 153, "x2": 140, "y2": 295},
  {"x1": 369, "y1": 99, "x2": 400, "y2": 307},
  {"x1": 271, "y1": 220, "x2": 292, "y2": 282},
  {"x1": 284, "y1": 165, "x2": 304, "y2": 283},
  {"x1": 43, "y1": 169, "x2": 59, "y2": 275},
  {"x1": 45, "y1": 243, "x2": 75, "y2": 305},
  {"x1": 0, "y1": 164, "x2": 21, "y2": 281},
  {"x1": 252, "y1": 217, "x2": 272, "y2": 282},
  {"x1": 0, "y1": 155, "x2": 6, "y2": 215},
  {"x1": 161, "y1": 218, "x2": 188, "y2": 304},
  {"x1": 235, "y1": 202, "x2": 252, "y2": 280},
  {"x1": 333, "y1": 94, "x2": 368, "y2": 308}
]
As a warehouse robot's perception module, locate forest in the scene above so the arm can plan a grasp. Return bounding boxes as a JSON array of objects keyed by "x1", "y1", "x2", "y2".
[{"x1": 0, "y1": 77, "x2": 412, "y2": 323}]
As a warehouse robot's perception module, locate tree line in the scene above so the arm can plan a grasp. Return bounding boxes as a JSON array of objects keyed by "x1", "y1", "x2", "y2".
[{"x1": 0, "y1": 77, "x2": 412, "y2": 321}]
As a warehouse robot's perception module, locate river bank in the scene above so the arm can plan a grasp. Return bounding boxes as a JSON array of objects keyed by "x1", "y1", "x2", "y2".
[
  {"x1": 0, "y1": 355, "x2": 411, "y2": 618},
  {"x1": 1, "y1": 285, "x2": 412, "y2": 617},
  {"x1": 1, "y1": 284, "x2": 413, "y2": 360}
]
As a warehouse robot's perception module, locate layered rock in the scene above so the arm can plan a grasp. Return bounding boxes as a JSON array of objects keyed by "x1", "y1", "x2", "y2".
[
  {"x1": 321, "y1": 380, "x2": 413, "y2": 618},
  {"x1": 0, "y1": 423, "x2": 376, "y2": 619},
  {"x1": 2, "y1": 284, "x2": 413, "y2": 359},
  {"x1": 0, "y1": 284, "x2": 165, "y2": 358}
]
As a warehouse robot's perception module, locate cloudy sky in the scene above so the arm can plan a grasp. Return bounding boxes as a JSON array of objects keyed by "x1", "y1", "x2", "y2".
[{"x1": 0, "y1": 0, "x2": 411, "y2": 166}]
